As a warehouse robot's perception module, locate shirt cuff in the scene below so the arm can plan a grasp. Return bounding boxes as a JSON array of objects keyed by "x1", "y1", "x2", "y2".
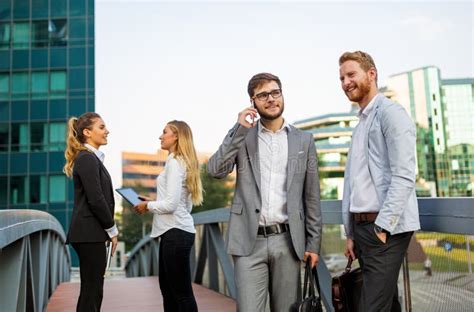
[{"x1": 105, "y1": 224, "x2": 118, "y2": 238}]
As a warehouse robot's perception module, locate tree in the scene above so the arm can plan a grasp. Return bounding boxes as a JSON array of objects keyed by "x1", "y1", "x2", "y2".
[
  {"x1": 118, "y1": 183, "x2": 153, "y2": 251},
  {"x1": 193, "y1": 163, "x2": 234, "y2": 213}
]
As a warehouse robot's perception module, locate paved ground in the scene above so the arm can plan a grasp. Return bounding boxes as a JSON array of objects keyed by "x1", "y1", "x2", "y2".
[{"x1": 46, "y1": 277, "x2": 236, "y2": 312}]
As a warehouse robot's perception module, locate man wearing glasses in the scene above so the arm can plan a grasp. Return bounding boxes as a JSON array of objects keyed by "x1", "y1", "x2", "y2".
[{"x1": 208, "y1": 73, "x2": 322, "y2": 311}]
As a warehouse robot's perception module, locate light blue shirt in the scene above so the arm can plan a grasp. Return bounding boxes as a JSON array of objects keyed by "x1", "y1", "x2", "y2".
[{"x1": 349, "y1": 94, "x2": 380, "y2": 213}]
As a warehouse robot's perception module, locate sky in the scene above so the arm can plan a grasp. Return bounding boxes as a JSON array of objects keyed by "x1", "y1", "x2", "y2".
[{"x1": 94, "y1": 0, "x2": 474, "y2": 188}]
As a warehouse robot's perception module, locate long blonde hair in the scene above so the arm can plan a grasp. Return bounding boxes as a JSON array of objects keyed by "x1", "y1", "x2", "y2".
[
  {"x1": 167, "y1": 120, "x2": 203, "y2": 206},
  {"x1": 63, "y1": 112, "x2": 102, "y2": 177}
]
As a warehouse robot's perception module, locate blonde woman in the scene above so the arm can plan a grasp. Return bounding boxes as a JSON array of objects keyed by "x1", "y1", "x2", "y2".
[
  {"x1": 64, "y1": 112, "x2": 118, "y2": 312},
  {"x1": 134, "y1": 120, "x2": 203, "y2": 312}
]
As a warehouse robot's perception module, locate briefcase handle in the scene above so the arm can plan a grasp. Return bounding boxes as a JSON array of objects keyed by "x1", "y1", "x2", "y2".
[
  {"x1": 302, "y1": 261, "x2": 322, "y2": 299},
  {"x1": 343, "y1": 258, "x2": 354, "y2": 274}
]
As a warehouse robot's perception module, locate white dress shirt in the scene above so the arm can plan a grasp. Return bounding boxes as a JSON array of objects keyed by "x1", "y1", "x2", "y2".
[
  {"x1": 147, "y1": 153, "x2": 196, "y2": 237},
  {"x1": 258, "y1": 120, "x2": 290, "y2": 226},
  {"x1": 349, "y1": 94, "x2": 380, "y2": 213},
  {"x1": 83, "y1": 143, "x2": 118, "y2": 238}
]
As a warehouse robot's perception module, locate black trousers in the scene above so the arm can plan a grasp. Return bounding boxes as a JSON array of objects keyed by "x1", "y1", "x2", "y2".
[
  {"x1": 159, "y1": 228, "x2": 198, "y2": 312},
  {"x1": 71, "y1": 242, "x2": 106, "y2": 312},
  {"x1": 354, "y1": 221, "x2": 413, "y2": 312}
]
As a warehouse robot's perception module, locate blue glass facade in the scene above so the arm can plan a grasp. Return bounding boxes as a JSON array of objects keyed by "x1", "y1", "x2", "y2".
[{"x1": 0, "y1": 0, "x2": 95, "y2": 246}]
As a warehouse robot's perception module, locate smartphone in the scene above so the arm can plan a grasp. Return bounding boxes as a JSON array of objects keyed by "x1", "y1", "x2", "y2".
[{"x1": 246, "y1": 99, "x2": 258, "y2": 125}]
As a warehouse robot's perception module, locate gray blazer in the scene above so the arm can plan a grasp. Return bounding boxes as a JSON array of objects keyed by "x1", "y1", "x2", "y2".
[
  {"x1": 208, "y1": 123, "x2": 322, "y2": 260},
  {"x1": 342, "y1": 94, "x2": 421, "y2": 238}
]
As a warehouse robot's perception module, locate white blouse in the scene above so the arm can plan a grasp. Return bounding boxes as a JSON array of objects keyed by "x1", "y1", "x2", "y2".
[{"x1": 147, "y1": 153, "x2": 196, "y2": 237}]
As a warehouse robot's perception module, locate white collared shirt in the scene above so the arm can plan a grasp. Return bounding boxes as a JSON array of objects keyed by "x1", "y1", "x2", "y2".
[
  {"x1": 84, "y1": 143, "x2": 105, "y2": 163},
  {"x1": 147, "y1": 153, "x2": 196, "y2": 237},
  {"x1": 258, "y1": 120, "x2": 290, "y2": 226},
  {"x1": 349, "y1": 94, "x2": 380, "y2": 213},
  {"x1": 83, "y1": 143, "x2": 118, "y2": 238}
]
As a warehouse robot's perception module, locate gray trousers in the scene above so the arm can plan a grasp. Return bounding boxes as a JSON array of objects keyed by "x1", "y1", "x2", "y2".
[{"x1": 233, "y1": 231, "x2": 301, "y2": 312}]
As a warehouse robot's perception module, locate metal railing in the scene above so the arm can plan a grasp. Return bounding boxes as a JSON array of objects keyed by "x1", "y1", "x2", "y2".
[
  {"x1": 124, "y1": 198, "x2": 474, "y2": 311},
  {"x1": 0, "y1": 209, "x2": 71, "y2": 312}
]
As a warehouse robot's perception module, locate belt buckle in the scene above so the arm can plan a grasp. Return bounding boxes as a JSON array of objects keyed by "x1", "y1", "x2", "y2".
[{"x1": 275, "y1": 224, "x2": 282, "y2": 234}]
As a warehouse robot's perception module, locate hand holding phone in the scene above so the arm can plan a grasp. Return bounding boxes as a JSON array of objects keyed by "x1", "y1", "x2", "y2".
[{"x1": 239, "y1": 105, "x2": 258, "y2": 128}]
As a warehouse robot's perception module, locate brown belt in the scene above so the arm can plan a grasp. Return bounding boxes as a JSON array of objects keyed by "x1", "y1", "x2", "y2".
[
  {"x1": 353, "y1": 212, "x2": 378, "y2": 223},
  {"x1": 257, "y1": 224, "x2": 289, "y2": 237}
]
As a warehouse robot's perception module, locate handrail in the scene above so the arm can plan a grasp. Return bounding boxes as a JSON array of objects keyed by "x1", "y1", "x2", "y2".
[
  {"x1": 0, "y1": 209, "x2": 71, "y2": 312},
  {"x1": 124, "y1": 198, "x2": 474, "y2": 310}
]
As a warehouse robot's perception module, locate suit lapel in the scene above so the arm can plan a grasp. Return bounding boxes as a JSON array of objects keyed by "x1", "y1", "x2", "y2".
[
  {"x1": 245, "y1": 126, "x2": 261, "y2": 192},
  {"x1": 364, "y1": 95, "x2": 382, "y2": 160},
  {"x1": 286, "y1": 127, "x2": 300, "y2": 190}
]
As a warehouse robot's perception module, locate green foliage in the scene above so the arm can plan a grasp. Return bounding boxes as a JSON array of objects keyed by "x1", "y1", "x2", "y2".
[{"x1": 193, "y1": 163, "x2": 234, "y2": 213}]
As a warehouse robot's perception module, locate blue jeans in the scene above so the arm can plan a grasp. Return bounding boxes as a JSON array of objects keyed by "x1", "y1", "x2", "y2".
[{"x1": 159, "y1": 228, "x2": 198, "y2": 312}]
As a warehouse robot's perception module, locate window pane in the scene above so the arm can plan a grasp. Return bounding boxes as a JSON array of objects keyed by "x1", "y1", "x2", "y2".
[
  {"x1": 0, "y1": 123, "x2": 8, "y2": 151},
  {"x1": 30, "y1": 175, "x2": 47, "y2": 203},
  {"x1": 0, "y1": 2, "x2": 11, "y2": 21},
  {"x1": 32, "y1": 0, "x2": 48, "y2": 19},
  {"x1": 31, "y1": 100, "x2": 47, "y2": 120},
  {"x1": 50, "y1": 48, "x2": 66, "y2": 67},
  {"x1": 11, "y1": 100, "x2": 28, "y2": 121},
  {"x1": 12, "y1": 50, "x2": 29, "y2": 69},
  {"x1": 0, "y1": 23, "x2": 10, "y2": 50},
  {"x1": 49, "y1": 122, "x2": 66, "y2": 151},
  {"x1": 51, "y1": 0, "x2": 67, "y2": 17},
  {"x1": 13, "y1": 0, "x2": 29, "y2": 19},
  {"x1": 0, "y1": 73, "x2": 8, "y2": 99},
  {"x1": 69, "y1": 47, "x2": 86, "y2": 67},
  {"x1": 11, "y1": 123, "x2": 29, "y2": 151},
  {"x1": 11, "y1": 176, "x2": 28, "y2": 204},
  {"x1": 0, "y1": 102, "x2": 8, "y2": 121},
  {"x1": 51, "y1": 70, "x2": 66, "y2": 92},
  {"x1": 70, "y1": 18, "x2": 85, "y2": 39},
  {"x1": 32, "y1": 20, "x2": 48, "y2": 47},
  {"x1": 31, "y1": 122, "x2": 47, "y2": 151},
  {"x1": 49, "y1": 99, "x2": 66, "y2": 119},
  {"x1": 31, "y1": 48, "x2": 47, "y2": 69},
  {"x1": 49, "y1": 19, "x2": 67, "y2": 46},
  {"x1": 13, "y1": 22, "x2": 29, "y2": 49},
  {"x1": 12, "y1": 72, "x2": 28, "y2": 94},
  {"x1": 0, "y1": 177, "x2": 6, "y2": 205},
  {"x1": 69, "y1": 68, "x2": 85, "y2": 90},
  {"x1": 31, "y1": 71, "x2": 48, "y2": 96},
  {"x1": 49, "y1": 175, "x2": 66, "y2": 202}
]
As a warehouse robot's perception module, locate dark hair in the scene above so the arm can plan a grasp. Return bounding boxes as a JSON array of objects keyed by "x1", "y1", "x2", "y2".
[
  {"x1": 63, "y1": 112, "x2": 102, "y2": 177},
  {"x1": 247, "y1": 72, "x2": 282, "y2": 97}
]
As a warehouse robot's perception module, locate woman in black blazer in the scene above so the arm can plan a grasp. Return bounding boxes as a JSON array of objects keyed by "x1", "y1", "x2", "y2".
[{"x1": 64, "y1": 112, "x2": 118, "y2": 312}]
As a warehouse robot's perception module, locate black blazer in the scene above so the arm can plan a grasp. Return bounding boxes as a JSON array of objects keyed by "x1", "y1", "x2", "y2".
[{"x1": 67, "y1": 150, "x2": 115, "y2": 243}]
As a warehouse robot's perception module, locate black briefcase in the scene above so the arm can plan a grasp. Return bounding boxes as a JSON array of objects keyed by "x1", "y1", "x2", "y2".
[
  {"x1": 290, "y1": 261, "x2": 323, "y2": 312},
  {"x1": 331, "y1": 258, "x2": 363, "y2": 312}
]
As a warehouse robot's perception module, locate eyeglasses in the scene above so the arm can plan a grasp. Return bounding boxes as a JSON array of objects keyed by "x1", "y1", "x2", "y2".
[{"x1": 253, "y1": 89, "x2": 282, "y2": 101}]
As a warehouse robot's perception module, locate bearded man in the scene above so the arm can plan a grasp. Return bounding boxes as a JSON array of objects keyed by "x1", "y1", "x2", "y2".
[{"x1": 339, "y1": 51, "x2": 420, "y2": 312}]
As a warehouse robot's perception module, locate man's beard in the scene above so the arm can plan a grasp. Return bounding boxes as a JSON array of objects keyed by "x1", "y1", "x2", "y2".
[
  {"x1": 256, "y1": 101, "x2": 285, "y2": 121},
  {"x1": 345, "y1": 77, "x2": 371, "y2": 103}
]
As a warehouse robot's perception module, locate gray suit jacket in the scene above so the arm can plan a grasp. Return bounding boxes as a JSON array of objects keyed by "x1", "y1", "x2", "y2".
[
  {"x1": 208, "y1": 123, "x2": 322, "y2": 260},
  {"x1": 342, "y1": 94, "x2": 421, "y2": 238}
]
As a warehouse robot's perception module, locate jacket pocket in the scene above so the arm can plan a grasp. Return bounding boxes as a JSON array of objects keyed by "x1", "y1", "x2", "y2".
[{"x1": 230, "y1": 203, "x2": 243, "y2": 215}]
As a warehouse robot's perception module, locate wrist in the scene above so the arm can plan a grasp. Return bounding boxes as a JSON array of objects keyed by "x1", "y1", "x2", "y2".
[{"x1": 374, "y1": 225, "x2": 387, "y2": 234}]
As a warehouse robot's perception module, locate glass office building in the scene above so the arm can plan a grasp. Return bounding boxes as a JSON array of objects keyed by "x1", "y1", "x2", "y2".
[
  {"x1": 386, "y1": 66, "x2": 448, "y2": 196},
  {"x1": 442, "y1": 79, "x2": 474, "y2": 196},
  {"x1": 294, "y1": 108, "x2": 358, "y2": 200},
  {"x1": 0, "y1": 0, "x2": 95, "y2": 243}
]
